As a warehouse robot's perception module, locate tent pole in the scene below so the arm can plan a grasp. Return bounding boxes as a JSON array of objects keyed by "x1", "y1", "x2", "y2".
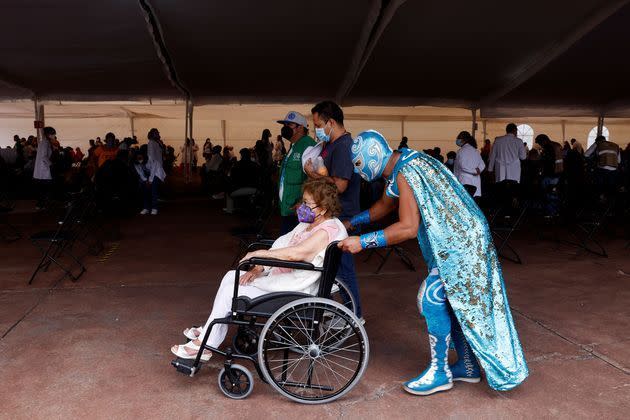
[
  {"x1": 221, "y1": 120, "x2": 227, "y2": 147},
  {"x1": 130, "y1": 115, "x2": 135, "y2": 138},
  {"x1": 188, "y1": 101, "x2": 194, "y2": 140},
  {"x1": 184, "y1": 98, "x2": 189, "y2": 142},
  {"x1": 34, "y1": 97, "x2": 40, "y2": 142},
  {"x1": 471, "y1": 109, "x2": 478, "y2": 138},
  {"x1": 401, "y1": 118, "x2": 405, "y2": 139},
  {"x1": 597, "y1": 115, "x2": 605, "y2": 136},
  {"x1": 561, "y1": 120, "x2": 566, "y2": 141}
]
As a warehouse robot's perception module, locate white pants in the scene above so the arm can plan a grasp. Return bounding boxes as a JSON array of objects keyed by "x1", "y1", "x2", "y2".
[{"x1": 201, "y1": 270, "x2": 268, "y2": 348}]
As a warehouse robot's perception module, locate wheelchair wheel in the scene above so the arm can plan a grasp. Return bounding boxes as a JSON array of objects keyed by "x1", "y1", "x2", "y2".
[
  {"x1": 232, "y1": 326, "x2": 259, "y2": 356},
  {"x1": 258, "y1": 298, "x2": 369, "y2": 404},
  {"x1": 218, "y1": 364, "x2": 254, "y2": 399},
  {"x1": 330, "y1": 277, "x2": 357, "y2": 314}
]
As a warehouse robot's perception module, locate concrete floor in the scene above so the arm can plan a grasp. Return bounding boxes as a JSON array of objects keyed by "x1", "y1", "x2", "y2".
[{"x1": 1, "y1": 197, "x2": 629, "y2": 419}]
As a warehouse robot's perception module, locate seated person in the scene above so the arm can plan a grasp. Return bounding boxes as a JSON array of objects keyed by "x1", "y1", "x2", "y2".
[{"x1": 171, "y1": 179, "x2": 347, "y2": 361}]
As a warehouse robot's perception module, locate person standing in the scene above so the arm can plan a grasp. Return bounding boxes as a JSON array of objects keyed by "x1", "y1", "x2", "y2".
[
  {"x1": 33, "y1": 126, "x2": 55, "y2": 210},
  {"x1": 488, "y1": 123, "x2": 527, "y2": 184},
  {"x1": 535, "y1": 134, "x2": 564, "y2": 216},
  {"x1": 341, "y1": 130, "x2": 528, "y2": 396},
  {"x1": 277, "y1": 111, "x2": 316, "y2": 234},
  {"x1": 454, "y1": 131, "x2": 485, "y2": 199},
  {"x1": 488, "y1": 123, "x2": 527, "y2": 210},
  {"x1": 306, "y1": 100, "x2": 363, "y2": 319},
  {"x1": 584, "y1": 134, "x2": 621, "y2": 197},
  {"x1": 144, "y1": 128, "x2": 166, "y2": 215}
]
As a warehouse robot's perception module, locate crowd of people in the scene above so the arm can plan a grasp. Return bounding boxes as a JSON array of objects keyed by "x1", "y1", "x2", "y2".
[{"x1": 0, "y1": 128, "x2": 175, "y2": 215}]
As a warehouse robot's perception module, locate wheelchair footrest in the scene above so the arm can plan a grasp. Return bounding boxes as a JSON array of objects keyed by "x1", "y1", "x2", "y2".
[{"x1": 171, "y1": 358, "x2": 198, "y2": 377}]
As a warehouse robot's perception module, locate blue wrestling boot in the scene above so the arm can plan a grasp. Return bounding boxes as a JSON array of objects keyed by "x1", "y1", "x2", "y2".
[
  {"x1": 403, "y1": 334, "x2": 453, "y2": 395},
  {"x1": 450, "y1": 319, "x2": 481, "y2": 383}
]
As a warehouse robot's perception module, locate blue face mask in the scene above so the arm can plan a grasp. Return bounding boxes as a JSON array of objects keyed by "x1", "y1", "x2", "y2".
[
  {"x1": 456, "y1": 138, "x2": 465, "y2": 147},
  {"x1": 315, "y1": 124, "x2": 332, "y2": 142}
]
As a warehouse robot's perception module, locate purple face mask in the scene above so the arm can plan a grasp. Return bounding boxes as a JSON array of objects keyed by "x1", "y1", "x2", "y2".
[{"x1": 297, "y1": 202, "x2": 318, "y2": 223}]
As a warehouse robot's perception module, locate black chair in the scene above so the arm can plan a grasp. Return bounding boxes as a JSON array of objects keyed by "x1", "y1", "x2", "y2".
[
  {"x1": 483, "y1": 181, "x2": 527, "y2": 264},
  {"x1": 28, "y1": 194, "x2": 89, "y2": 284},
  {"x1": 229, "y1": 196, "x2": 276, "y2": 267},
  {"x1": 489, "y1": 203, "x2": 528, "y2": 264}
]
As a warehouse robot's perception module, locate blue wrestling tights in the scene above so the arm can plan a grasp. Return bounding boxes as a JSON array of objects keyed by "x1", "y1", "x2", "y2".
[{"x1": 403, "y1": 268, "x2": 453, "y2": 395}]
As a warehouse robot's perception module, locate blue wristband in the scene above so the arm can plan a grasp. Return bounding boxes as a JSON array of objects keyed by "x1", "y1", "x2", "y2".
[
  {"x1": 350, "y1": 210, "x2": 371, "y2": 227},
  {"x1": 359, "y1": 230, "x2": 387, "y2": 249}
]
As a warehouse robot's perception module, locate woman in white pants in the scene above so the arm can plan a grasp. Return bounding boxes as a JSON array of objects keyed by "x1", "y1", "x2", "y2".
[{"x1": 171, "y1": 179, "x2": 347, "y2": 360}]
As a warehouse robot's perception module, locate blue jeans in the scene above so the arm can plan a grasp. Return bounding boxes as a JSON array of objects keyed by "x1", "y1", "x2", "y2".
[
  {"x1": 142, "y1": 178, "x2": 161, "y2": 210},
  {"x1": 337, "y1": 252, "x2": 362, "y2": 318}
]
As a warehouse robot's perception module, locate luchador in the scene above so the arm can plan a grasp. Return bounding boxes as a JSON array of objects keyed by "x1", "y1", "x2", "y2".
[{"x1": 337, "y1": 130, "x2": 528, "y2": 395}]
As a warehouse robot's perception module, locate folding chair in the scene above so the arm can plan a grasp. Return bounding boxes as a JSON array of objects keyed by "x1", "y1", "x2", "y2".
[
  {"x1": 363, "y1": 244, "x2": 416, "y2": 274},
  {"x1": 361, "y1": 216, "x2": 416, "y2": 274},
  {"x1": 230, "y1": 194, "x2": 277, "y2": 267},
  {"x1": 28, "y1": 194, "x2": 88, "y2": 284},
  {"x1": 564, "y1": 198, "x2": 614, "y2": 257},
  {"x1": 483, "y1": 181, "x2": 527, "y2": 264},
  {"x1": 489, "y1": 203, "x2": 528, "y2": 264}
]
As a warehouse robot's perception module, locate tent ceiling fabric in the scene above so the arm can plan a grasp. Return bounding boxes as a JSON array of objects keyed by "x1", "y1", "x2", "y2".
[{"x1": 1, "y1": 1, "x2": 630, "y2": 116}]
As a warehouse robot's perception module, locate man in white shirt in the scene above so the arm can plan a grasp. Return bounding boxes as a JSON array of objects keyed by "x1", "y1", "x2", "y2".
[
  {"x1": 488, "y1": 123, "x2": 527, "y2": 183},
  {"x1": 33, "y1": 126, "x2": 56, "y2": 210},
  {"x1": 454, "y1": 131, "x2": 485, "y2": 198}
]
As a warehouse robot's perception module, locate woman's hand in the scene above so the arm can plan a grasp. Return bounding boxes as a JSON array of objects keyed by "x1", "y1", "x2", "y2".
[
  {"x1": 239, "y1": 265, "x2": 264, "y2": 285},
  {"x1": 338, "y1": 236, "x2": 363, "y2": 254},
  {"x1": 240, "y1": 250, "x2": 264, "y2": 263}
]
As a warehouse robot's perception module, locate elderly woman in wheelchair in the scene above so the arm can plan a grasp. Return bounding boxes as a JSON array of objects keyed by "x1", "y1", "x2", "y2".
[{"x1": 171, "y1": 179, "x2": 369, "y2": 403}]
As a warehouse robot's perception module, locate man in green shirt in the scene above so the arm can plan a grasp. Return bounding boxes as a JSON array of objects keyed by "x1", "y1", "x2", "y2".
[{"x1": 277, "y1": 111, "x2": 316, "y2": 234}]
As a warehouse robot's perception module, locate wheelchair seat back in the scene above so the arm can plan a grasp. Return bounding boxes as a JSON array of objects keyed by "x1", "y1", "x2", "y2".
[
  {"x1": 233, "y1": 241, "x2": 343, "y2": 316},
  {"x1": 315, "y1": 241, "x2": 343, "y2": 299}
]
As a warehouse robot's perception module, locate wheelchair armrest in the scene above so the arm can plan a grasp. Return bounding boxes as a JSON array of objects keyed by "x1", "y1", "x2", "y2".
[
  {"x1": 246, "y1": 241, "x2": 274, "y2": 252},
  {"x1": 239, "y1": 257, "x2": 321, "y2": 272}
]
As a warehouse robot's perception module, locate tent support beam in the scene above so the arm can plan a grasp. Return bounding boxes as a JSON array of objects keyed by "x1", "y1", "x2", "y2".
[
  {"x1": 138, "y1": 0, "x2": 191, "y2": 101},
  {"x1": 478, "y1": 0, "x2": 630, "y2": 107},
  {"x1": 471, "y1": 109, "x2": 478, "y2": 138},
  {"x1": 221, "y1": 120, "x2": 227, "y2": 147},
  {"x1": 34, "y1": 98, "x2": 44, "y2": 143},
  {"x1": 597, "y1": 115, "x2": 605, "y2": 136},
  {"x1": 336, "y1": 0, "x2": 406, "y2": 104}
]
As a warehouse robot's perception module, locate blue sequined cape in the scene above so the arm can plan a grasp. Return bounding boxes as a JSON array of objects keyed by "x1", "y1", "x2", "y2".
[{"x1": 386, "y1": 148, "x2": 528, "y2": 391}]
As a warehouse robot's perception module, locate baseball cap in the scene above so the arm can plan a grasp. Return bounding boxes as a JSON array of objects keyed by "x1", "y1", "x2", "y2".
[{"x1": 277, "y1": 111, "x2": 308, "y2": 128}]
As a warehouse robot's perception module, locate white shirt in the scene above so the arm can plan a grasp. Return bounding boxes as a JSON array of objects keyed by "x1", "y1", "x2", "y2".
[
  {"x1": 454, "y1": 144, "x2": 485, "y2": 197},
  {"x1": 33, "y1": 137, "x2": 52, "y2": 180},
  {"x1": 488, "y1": 133, "x2": 526, "y2": 183},
  {"x1": 147, "y1": 139, "x2": 166, "y2": 182}
]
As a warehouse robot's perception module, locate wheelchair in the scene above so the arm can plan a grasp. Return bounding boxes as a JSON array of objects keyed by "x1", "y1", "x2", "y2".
[{"x1": 172, "y1": 240, "x2": 369, "y2": 404}]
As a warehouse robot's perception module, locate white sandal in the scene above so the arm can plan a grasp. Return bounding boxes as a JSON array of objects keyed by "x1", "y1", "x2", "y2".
[
  {"x1": 183, "y1": 326, "x2": 202, "y2": 341},
  {"x1": 171, "y1": 342, "x2": 212, "y2": 361}
]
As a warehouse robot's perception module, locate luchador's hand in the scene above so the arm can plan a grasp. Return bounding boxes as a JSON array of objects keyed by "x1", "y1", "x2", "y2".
[{"x1": 338, "y1": 236, "x2": 362, "y2": 254}]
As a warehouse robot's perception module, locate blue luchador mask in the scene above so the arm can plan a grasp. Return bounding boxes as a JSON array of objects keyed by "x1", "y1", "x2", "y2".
[{"x1": 351, "y1": 130, "x2": 393, "y2": 181}]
